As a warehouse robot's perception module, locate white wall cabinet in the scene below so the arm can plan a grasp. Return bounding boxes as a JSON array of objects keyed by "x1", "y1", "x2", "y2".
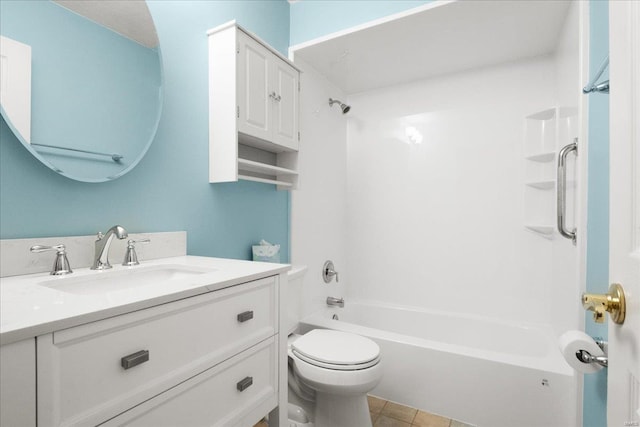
[{"x1": 209, "y1": 21, "x2": 300, "y2": 190}]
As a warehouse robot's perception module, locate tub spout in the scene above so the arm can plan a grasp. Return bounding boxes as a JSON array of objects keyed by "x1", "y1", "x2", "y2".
[{"x1": 327, "y1": 296, "x2": 344, "y2": 308}]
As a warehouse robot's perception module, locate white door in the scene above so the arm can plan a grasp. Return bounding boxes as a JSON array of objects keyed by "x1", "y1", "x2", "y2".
[
  {"x1": 0, "y1": 35, "x2": 31, "y2": 143},
  {"x1": 237, "y1": 31, "x2": 271, "y2": 142},
  {"x1": 608, "y1": 1, "x2": 640, "y2": 426},
  {"x1": 271, "y1": 59, "x2": 299, "y2": 151}
]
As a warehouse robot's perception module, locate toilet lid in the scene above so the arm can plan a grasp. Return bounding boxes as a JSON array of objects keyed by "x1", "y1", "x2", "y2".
[{"x1": 291, "y1": 329, "x2": 380, "y2": 368}]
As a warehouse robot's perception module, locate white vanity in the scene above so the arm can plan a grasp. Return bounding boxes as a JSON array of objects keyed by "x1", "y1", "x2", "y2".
[{"x1": 0, "y1": 251, "x2": 289, "y2": 427}]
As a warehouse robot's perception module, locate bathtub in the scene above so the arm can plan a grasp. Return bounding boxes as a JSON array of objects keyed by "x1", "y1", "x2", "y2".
[{"x1": 298, "y1": 301, "x2": 578, "y2": 427}]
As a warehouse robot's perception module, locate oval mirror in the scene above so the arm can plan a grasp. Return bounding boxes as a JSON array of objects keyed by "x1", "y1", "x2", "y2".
[{"x1": 0, "y1": 0, "x2": 162, "y2": 182}]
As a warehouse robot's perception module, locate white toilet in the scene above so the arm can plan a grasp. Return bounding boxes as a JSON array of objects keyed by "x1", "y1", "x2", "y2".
[{"x1": 286, "y1": 266, "x2": 383, "y2": 427}]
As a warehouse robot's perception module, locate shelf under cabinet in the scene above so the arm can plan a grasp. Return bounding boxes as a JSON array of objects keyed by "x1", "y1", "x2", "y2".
[
  {"x1": 238, "y1": 175, "x2": 293, "y2": 188},
  {"x1": 237, "y1": 158, "x2": 298, "y2": 176},
  {"x1": 525, "y1": 152, "x2": 556, "y2": 162}
]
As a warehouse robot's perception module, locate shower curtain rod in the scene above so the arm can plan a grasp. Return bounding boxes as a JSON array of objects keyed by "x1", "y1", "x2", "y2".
[{"x1": 583, "y1": 55, "x2": 609, "y2": 94}]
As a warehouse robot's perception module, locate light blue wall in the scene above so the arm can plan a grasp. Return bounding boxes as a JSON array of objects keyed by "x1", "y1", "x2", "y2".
[
  {"x1": 0, "y1": 0, "x2": 291, "y2": 261},
  {"x1": 584, "y1": 2, "x2": 609, "y2": 426},
  {"x1": 290, "y1": 0, "x2": 431, "y2": 46}
]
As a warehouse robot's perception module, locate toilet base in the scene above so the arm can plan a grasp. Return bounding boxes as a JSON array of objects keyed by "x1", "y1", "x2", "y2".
[{"x1": 314, "y1": 392, "x2": 372, "y2": 427}]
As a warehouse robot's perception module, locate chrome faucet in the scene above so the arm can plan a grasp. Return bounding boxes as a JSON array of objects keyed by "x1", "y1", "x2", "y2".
[
  {"x1": 326, "y1": 296, "x2": 344, "y2": 308},
  {"x1": 91, "y1": 225, "x2": 128, "y2": 270}
]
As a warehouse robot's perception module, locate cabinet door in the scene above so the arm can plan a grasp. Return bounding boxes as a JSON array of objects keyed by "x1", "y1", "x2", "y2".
[
  {"x1": 271, "y1": 59, "x2": 299, "y2": 151},
  {"x1": 237, "y1": 31, "x2": 271, "y2": 142},
  {"x1": 0, "y1": 339, "x2": 36, "y2": 427}
]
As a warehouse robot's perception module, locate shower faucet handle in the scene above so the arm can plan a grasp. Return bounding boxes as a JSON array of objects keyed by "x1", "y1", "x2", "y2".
[{"x1": 322, "y1": 260, "x2": 339, "y2": 283}]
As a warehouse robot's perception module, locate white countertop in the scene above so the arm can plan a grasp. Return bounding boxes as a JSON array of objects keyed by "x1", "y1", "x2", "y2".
[{"x1": 0, "y1": 256, "x2": 290, "y2": 345}]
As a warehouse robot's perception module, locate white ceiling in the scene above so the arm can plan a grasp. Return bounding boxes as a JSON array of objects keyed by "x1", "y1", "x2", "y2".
[
  {"x1": 291, "y1": 0, "x2": 572, "y2": 95},
  {"x1": 53, "y1": 0, "x2": 158, "y2": 49}
]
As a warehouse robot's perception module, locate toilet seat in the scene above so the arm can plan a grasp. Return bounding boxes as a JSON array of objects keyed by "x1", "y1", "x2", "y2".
[{"x1": 291, "y1": 329, "x2": 380, "y2": 371}]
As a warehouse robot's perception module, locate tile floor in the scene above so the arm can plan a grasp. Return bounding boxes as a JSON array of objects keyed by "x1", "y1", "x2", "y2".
[
  {"x1": 252, "y1": 395, "x2": 474, "y2": 427},
  {"x1": 367, "y1": 396, "x2": 473, "y2": 427}
]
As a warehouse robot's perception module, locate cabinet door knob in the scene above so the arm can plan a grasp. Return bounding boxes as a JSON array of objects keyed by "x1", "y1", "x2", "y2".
[
  {"x1": 237, "y1": 310, "x2": 254, "y2": 322},
  {"x1": 269, "y1": 91, "x2": 281, "y2": 102},
  {"x1": 236, "y1": 376, "x2": 253, "y2": 392},
  {"x1": 121, "y1": 350, "x2": 149, "y2": 370}
]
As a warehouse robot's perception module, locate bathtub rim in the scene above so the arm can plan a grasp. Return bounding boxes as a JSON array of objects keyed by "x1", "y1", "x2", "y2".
[{"x1": 299, "y1": 300, "x2": 575, "y2": 377}]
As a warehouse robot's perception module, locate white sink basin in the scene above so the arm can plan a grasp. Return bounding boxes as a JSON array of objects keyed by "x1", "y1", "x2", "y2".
[{"x1": 39, "y1": 264, "x2": 217, "y2": 295}]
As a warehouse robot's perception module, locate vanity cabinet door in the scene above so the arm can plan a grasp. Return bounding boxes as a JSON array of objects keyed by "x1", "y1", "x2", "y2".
[
  {"x1": 0, "y1": 339, "x2": 36, "y2": 427},
  {"x1": 101, "y1": 337, "x2": 278, "y2": 427},
  {"x1": 237, "y1": 30, "x2": 272, "y2": 143},
  {"x1": 37, "y1": 276, "x2": 277, "y2": 427}
]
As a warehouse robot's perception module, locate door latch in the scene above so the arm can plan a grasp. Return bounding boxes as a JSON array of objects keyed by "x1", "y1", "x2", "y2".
[{"x1": 582, "y1": 283, "x2": 626, "y2": 324}]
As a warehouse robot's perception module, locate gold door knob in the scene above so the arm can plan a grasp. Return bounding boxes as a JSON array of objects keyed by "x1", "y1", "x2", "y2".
[{"x1": 582, "y1": 283, "x2": 626, "y2": 324}]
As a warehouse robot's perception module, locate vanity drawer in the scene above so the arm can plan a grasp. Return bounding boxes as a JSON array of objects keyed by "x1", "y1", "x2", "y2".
[
  {"x1": 37, "y1": 276, "x2": 278, "y2": 427},
  {"x1": 101, "y1": 336, "x2": 278, "y2": 427}
]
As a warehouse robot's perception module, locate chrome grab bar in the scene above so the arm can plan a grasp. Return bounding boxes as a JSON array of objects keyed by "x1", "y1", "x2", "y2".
[{"x1": 557, "y1": 139, "x2": 578, "y2": 244}]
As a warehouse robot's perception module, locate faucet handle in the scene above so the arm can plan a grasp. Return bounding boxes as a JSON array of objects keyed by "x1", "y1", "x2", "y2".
[
  {"x1": 30, "y1": 244, "x2": 73, "y2": 275},
  {"x1": 30, "y1": 244, "x2": 65, "y2": 253},
  {"x1": 123, "y1": 239, "x2": 150, "y2": 266}
]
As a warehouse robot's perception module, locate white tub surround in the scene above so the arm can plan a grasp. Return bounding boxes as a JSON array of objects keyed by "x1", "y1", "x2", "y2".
[
  {"x1": 0, "y1": 255, "x2": 291, "y2": 427},
  {"x1": 300, "y1": 302, "x2": 575, "y2": 427},
  {"x1": 289, "y1": 57, "x2": 348, "y2": 319},
  {"x1": 288, "y1": 2, "x2": 585, "y2": 425}
]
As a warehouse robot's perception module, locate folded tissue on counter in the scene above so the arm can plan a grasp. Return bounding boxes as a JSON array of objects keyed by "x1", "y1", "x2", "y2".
[{"x1": 252, "y1": 239, "x2": 281, "y2": 263}]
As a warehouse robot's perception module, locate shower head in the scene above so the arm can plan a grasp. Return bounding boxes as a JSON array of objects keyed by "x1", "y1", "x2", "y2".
[{"x1": 329, "y1": 98, "x2": 351, "y2": 114}]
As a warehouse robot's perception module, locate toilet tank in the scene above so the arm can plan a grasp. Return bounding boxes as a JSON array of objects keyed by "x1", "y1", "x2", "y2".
[{"x1": 286, "y1": 265, "x2": 308, "y2": 334}]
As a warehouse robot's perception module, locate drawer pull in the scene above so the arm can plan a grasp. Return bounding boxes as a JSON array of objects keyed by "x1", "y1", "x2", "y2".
[
  {"x1": 237, "y1": 310, "x2": 254, "y2": 322},
  {"x1": 236, "y1": 376, "x2": 253, "y2": 392},
  {"x1": 121, "y1": 350, "x2": 149, "y2": 370}
]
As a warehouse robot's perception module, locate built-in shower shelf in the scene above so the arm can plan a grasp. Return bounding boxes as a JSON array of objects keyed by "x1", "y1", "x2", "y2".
[
  {"x1": 523, "y1": 106, "x2": 578, "y2": 240},
  {"x1": 238, "y1": 175, "x2": 293, "y2": 188},
  {"x1": 237, "y1": 158, "x2": 298, "y2": 176},
  {"x1": 525, "y1": 180, "x2": 555, "y2": 190},
  {"x1": 525, "y1": 225, "x2": 554, "y2": 237},
  {"x1": 525, "y1": 152, "x2": 556, "y2": 162}
]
